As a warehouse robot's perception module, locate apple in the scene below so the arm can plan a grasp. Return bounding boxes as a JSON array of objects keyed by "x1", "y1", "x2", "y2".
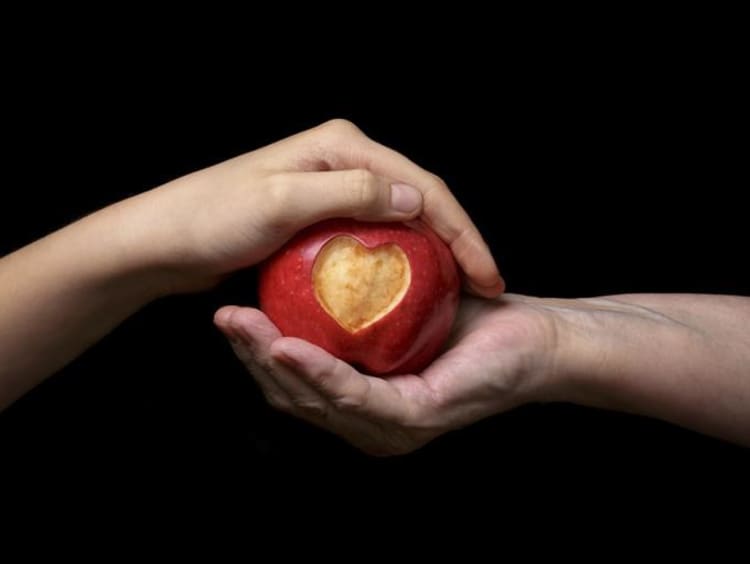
[{"x1": 258, "y1": 219, "x2": 460, "y2": 375}]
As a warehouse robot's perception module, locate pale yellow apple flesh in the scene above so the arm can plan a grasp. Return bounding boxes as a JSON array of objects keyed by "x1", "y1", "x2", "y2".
[{"x1": 312, "y1": 236, "x2": 411, "y2": 333}]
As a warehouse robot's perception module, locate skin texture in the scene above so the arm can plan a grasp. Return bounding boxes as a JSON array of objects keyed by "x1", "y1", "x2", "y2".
[
  {"x1": 1, "y1": 120, "x2": 748, "y2": 454},
  {"x1": 0, "y1": 120, "x2": 502, "y2": 410},
  {"x1": 215, "y1": 293, "x2": 750, "y2": 455}
]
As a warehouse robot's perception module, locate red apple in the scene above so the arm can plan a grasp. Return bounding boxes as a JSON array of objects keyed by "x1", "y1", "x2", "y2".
[{"x1": 258, "y1": 219, "x2": 460, "y2": 375}]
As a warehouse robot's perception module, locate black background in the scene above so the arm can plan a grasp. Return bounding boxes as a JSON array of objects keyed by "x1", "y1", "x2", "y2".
[{"x1": 1, "y1": 30, "x2": 747, "y2": 510}]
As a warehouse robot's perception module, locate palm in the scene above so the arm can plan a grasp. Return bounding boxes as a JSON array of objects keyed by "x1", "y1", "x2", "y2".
[
  {"x1": 425, "y1": 295, "x2": 554, "y2": 414},
  {"x1": 219, "y1": 294, "x2": 558, "y2": 456},
  {"x1": 320, "y1": 295, "x2": 557, "y2": 455}
]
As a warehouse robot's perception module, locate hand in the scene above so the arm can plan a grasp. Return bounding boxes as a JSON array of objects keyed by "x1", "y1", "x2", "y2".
[
  {"x1": 0, "y1": 119, "x2": 503, "y2": 409},
  {"x1": 214, "y1": 295, "x2": 559, "y2": 456},
  {"x1": 120, "y1": 119, "x2": 503, "y2": 295}
]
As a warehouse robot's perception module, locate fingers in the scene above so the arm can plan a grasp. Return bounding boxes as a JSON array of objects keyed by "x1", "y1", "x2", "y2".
[
  {"x1": 298, "y1": 120, "x2": 504, "y2": 296},
  {"x1": 215, "y1": 307, "x2": 337, "y2": 422},
  {"x1": 267, "y1": 169, "x2": 422, "y2": 231},
  {"x1": 269, "y1": 337, "x2": 413, "y2": 423},
  {"x1": 213, "y1": 306, "x2": 290, "y2": 409},
  {"x1": 214, "y1": 306, "x2": 436, "y2": 456},
  {"x1": 214, "y1": 306, "x2": 412, "y2": 423},
  {"x1": 357, "y1": 140, "x2": 504, "y2": 297}
]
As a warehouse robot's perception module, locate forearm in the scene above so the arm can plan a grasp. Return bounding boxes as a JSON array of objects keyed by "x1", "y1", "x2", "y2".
[
  {"x1": 545, "y1": 294, "x2": 750, "y2": 445},
  {"x1": 0, "y1": 199, "x2": 167, "y2": 410}
]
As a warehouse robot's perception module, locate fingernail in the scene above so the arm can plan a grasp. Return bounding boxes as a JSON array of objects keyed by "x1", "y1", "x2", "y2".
[{"x1": 390, "y1": 183, "x2": 422, "y2": 213}]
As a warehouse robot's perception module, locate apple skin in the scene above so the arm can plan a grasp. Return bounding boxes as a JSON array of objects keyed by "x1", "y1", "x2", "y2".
[{"x1": 258, "y1": 219, "x2": 460, "y2": 375}]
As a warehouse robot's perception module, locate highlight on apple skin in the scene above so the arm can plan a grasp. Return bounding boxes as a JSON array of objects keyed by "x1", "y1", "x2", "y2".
[{"x1": 258, "y1": 219, "x2": 460, "y2": 376}]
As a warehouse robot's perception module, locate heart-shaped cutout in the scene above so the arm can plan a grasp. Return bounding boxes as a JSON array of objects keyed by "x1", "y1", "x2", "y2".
[{"x1": 313, "y1": 236, "x2": 411, "y2": 333}]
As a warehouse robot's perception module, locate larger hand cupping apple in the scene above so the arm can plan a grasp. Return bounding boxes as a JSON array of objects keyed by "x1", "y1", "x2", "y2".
[{"x1": 259, "y1": 219, "x2": 460, "y2": 375}]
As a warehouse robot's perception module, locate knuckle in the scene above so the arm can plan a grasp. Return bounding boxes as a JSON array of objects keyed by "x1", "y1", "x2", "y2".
[
  {"x1": 404, "y1": 396, "x2": 445, "y2": 434},
  {"x1": 321, "y1": 118, "x2": 360, "y2": 136},
  {"x1": 331, "y1": 392, "x2": 367, "y2": 412},
  {"x1": 315, "y1": 119, "x2": 364, "y2": 150},
  {"x1": 264, "y1": 392, "x2": 292, "y2": 413},
  {"x1": 429, "y1": 172, "x2": 449, "y2": 191},
  {"x1": 289, "y1": 396, "x2": 329, "y2": 418},
  {"x1": 346, "y1": 169, "x2": 380, "y2": 210}
]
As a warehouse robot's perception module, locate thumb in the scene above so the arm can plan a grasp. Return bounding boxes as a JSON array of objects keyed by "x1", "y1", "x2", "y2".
[{"x1": 270, "y1": 169, "x2": 423, "y2": 225}]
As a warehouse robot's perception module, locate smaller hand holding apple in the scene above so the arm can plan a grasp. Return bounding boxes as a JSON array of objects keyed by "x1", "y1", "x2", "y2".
[{"x1": 134, "y1": 119, "x2": 503, "y2": 297}]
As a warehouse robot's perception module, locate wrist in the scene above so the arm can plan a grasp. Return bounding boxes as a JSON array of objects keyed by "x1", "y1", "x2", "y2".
[
  {"x1": 97, "y1": 178, "x2": 233, "y2": 297},
  {"x1": 512, "y1": 297, "x2": 594, "y2": 404},
  {"x1": 539, "y1": 296, "x2": 699, "y2": 409},
  {"x1": 524, "y1": 296, "x2": 643, "y2": 406},
  {"x1": 69, "y1": 198, "x2": 177, "y2": 303},
  {"x1": 486, "y1": 295, "x2": 598, "y2": 407}
]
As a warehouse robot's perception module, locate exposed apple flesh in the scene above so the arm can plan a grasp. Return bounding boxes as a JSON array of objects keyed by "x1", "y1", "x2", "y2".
[
  {"x1": 259, "y1": 219, "x2": 460, "y2": 375},
  {"x1": 313, "y1": 236, "x2": 410, "y2": 333}
]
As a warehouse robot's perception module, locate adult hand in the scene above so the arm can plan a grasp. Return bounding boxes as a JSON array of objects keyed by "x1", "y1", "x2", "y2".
[
  {"x1": 215, "y1": 295, "x2": 555, "y2": 455},
  {"x1": 216, "y1": 292, "x2": 750, "y2": 453}
]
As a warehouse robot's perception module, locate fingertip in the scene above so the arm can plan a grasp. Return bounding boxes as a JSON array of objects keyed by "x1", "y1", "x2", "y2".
[
  {"x1": 213, "y1": 305, "x2": 238, "y2": 328},
  {"x1": 464, "y1": 247, "x2": 504, "y2": 296},
  {"x1": 466, "y1": 277, "x2": 506, "y2": 298},
  {"x1": 213, "y1": 306, "x2": 242, "y2": 344}
]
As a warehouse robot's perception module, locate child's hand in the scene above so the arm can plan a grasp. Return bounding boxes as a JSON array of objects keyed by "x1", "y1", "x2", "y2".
[{"x1": 123, "y1": 119, "x2": 504, "y2": 295}]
